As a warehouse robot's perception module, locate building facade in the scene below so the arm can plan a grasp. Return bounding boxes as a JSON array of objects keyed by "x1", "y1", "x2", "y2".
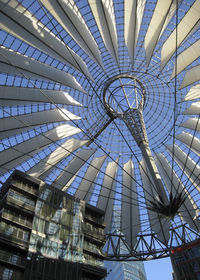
[
  {"x1": 0, "y1": 170, "x2": 107, "y2": 280},
  {"x1": 105, "y1": 259, "x2": 147, "y2": 280},
  {"x1": 104, "y1": 208, "x2": 147, "y2": 280},
  {"x1": 170, "y1": 239, "x2": 200, "y2": 280}
]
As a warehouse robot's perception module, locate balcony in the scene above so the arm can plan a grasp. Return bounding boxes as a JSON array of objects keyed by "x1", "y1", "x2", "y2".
[
  {"x1": 84, "y1": 214, "x2": 106, "y2": 228},
  {"x1": 1, "y1": 211, "x2": 32, "y2": 229},
  {"x1": 11, "y1": 180, "x2": 38, "y2": 197},
  {"x1": 0, "y1": 232, "x2": 29, "y2": 249},
  {"x1": 6, "y1": 195, "x2": 35, "y2": 213},
  {"x1": 0, "y1": 249, "x2": 27, "y2": 269},
  {"x1": 83, "y1": 227, "x2": 106, "y2": 244},
  {"x1": 83, "y1": 243, "x2": 105, "y2": 258}
]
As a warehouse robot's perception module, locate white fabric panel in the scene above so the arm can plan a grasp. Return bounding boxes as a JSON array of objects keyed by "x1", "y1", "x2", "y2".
[
  {"x1": 0, "y1": 86, "x2": 82, "y2": 106},
  {"x1": 53, "y1": 149, "x2": 96, "y2": 190},
  {"x1": 167, "y1": 144, "x2": 200, "y2": 192},
  {"x1": 124, "y1": 0, "x2": 146, "y2": 62},
  {"x1": 161, "y1": 0, "x2": 200, "y2": 70},
  {"x1": 180, "y1": 118, "x2": 200, "y2": 131},
  {"x1": 28, "y1": 139, "x2": 88, "y2": 178},
  {"x1": 140, "y1": 143, "x2": 168, "y2": 203},
  {"x1": 180, "y1": 65, "x2": 200, "y2": 90},
  {"x1": 75, "y1": 155, "x2": 107, "y2": 201},
  {"x1": 176, "y1": 132, "x2": 200, "y2": 156},
  {"x1": 0, "y1": 61, "x2": 50, "y2": 83},
  {"x1": 0, "y1": 124, "x2": 81, "y2": 175},
  {"x1": 0, "y1": 2, "x2": 93, "y2": 80},
  {"x1": 0, "y1": 125, "x2": 38, "y2": 140},
  {"x1": 140, "y1": 159, "x2": 170, "y2": 244},
  {"x1": 182, "y1": 102, "x2": 200, "y2": 115},
  {"x1": 0, "y1": 108, "x2": 80, "y2": 133},
  {"x1": 122, "y1": 159, "x2": 140, "y2": 247},
  {"x1": 183, "y1": 84, "x2": 200, "y2": 101},
  {"x1": 0, "y1": 46, "x2": 85, "y2": 92},
  {"x1": 136, "y1": 0, "x2": 146, "y2": 45},
  {"x1": 40, "y1": 0, "x2": 103, "y2": 68},
  {"x1": 144, "y1": 0, "x2": 173, "y2": 65},
  {"x1": 155, "y1": 153, "x2": 200, "y2": 231},
  {"x1": 171, "y1": 40, "x2": 200, "y2": 79},
  {"x1": 89, "y1": 0, "x2": 118, "y2": 63},
  {"x1": 159, "y1": 0, "x2": 182, "y2": 39},
  {"x1": 97, "y1": 160, "x2": 118, "y2": 232},
  {"x1": 84, "y1": 156, "x2": 107, "y2": 203}
]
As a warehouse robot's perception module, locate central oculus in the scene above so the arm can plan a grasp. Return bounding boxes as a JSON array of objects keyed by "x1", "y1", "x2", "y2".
[{"x1": 103, "y1": 74, "x2": 146, "y2": 117}]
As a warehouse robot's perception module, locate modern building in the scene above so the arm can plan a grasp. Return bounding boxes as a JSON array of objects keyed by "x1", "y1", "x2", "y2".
[
  {"x1": 0, "y1": 170, "x2": 107, "y2": 280},
  {"x1": 170, "y1": 239, "x2": 200, "y2": 280},
  {"x1": 104, "y1": 207, "x2": 147, "y2": 280},
  {"x1": 104, "y1": 256, "x2": 147, "y2": 280}
]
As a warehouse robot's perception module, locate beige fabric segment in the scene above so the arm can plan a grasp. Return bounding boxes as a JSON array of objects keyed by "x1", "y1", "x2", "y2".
[
  {"x1": 89, "y1": 0, "x2": 118, "y2": 64},
  {"x1": 159, "y1": 0, "x2": 183, "y2": 39},
  {"x1": 0, "y1": 108, "x2": 80, "y2": 134},
  {"x1": 121, "y1": 159, "x2": 140, "y2": 247},
  {"x1": 0, "y1": 47, "x2": 85, "y2": 92},
  {"x1": 0, "y1": 0, "x2": 93, "y2": 80},
  {"x1": 40, "y1": 0, "x2": 103, "y2": 68},
  {"x1": 161, "y1": 0, "x2": 200, "y2": 70},
  {"x1": 175, "y1": 132, "x2": 200, "y2": 156},
  {"x1": 75, "y1": 155, "x2": 107, "y2": 201},
  {"x1": 166, "y1": 144, "x2": 200, "y2": 192},
  {"x1": 180, "y1": 65, "x2": 200, "y2": 89},
  {"x1": 97, "y1": 159, "x2": 119, "y2": 232},
  {"x1": 180, "y1": 118, "x2": 200, "y2": 131},
  {"x1": 0, "y1": 124, "x2": 81, "y2": 176},
  {"x1": 0, "y1": 86, "x2": 82, "y2": 107},
  {"x1": 28, "y1": 139, "x2": 88, "y2": 178},
  {"x1": 139, "y1": 159, "x2": 170, "y2": 244},
  {"x1": 171, "y1": 40, "x2": 200, "y2": 79},
  {"x1": 53, "y1": 149, "x2": 96, "y2": 191},
  {"x1": 182, "y1": 102, "x2": 200, "y2": 115},
  {"x1": 144, "y1": 0, "x2": 173, "y2": 66},
  {"x1": 183, "y1": 84, "x2": 200, "y2": 101},
  {"x1": 124, "y1": 0, "x2": 146, "y2": 62},
  {"x1": 0, "y1": 61, "x2": 46, "y2": 83}
]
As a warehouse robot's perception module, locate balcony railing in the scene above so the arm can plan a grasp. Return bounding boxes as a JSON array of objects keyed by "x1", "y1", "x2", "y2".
[
  {"x1": 0, "y1": 233, "x2": 29, "y2": 248},
  {"x1": 7, "y1": 196, "x2": 35, "y2": 212},
  {"x1": 11, "y1": 180, "x2": 38, "y2": 196},
  {"x1": 0, "y1": 249, "x2": 27, "y2": 268},
  {"x1": 1, "y1": 211, "x2": 32, "y2": 229}
]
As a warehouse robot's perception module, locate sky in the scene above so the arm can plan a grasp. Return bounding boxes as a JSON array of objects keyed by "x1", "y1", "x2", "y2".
[{"x1": 144, "y1": 257, "x2": 173, "y2": 280}]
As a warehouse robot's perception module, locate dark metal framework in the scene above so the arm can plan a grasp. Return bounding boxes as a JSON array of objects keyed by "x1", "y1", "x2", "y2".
[{"x1": 105, "y1": 224, "x2": 200, "y2": 261}]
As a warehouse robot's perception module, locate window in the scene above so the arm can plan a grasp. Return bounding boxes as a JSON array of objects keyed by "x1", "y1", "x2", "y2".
[
  {"x1": 52, "y1": 209, "x2": 61, "y2": 223},
  {"x1": 45, "y1": 222, "x2": 59, "y2": 238},
  {"x1": 9, "y1": 190, "x2": 35, "y2": 207},
  {"x1": 39, "y1": 187, "x2": 51, "y2": 201},
  {"x1": 3, "y1": 209, "x2": 31, "y2": 227},
  {"x1": 0, "y1": 268, "x2": 13, "y2": 280},
  {"x1": 35, "y1": 200, "x2": 44, "y2": 214},
  {"x1": 0, "y1": 222, "x2": 29, "y2": 241},
  {"x1": 33, "y1": 217, "x2": 45, "y2": 233}
]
